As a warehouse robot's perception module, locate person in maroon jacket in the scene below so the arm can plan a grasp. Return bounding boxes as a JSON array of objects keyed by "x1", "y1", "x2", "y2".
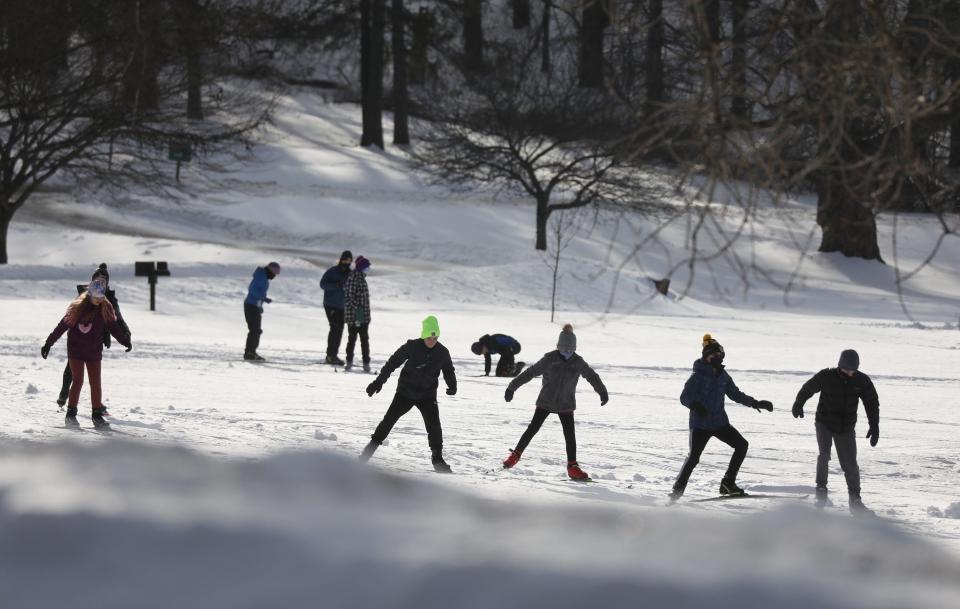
[{"x1": 42, "y1": 278, "x2": 131, "y2": 428}]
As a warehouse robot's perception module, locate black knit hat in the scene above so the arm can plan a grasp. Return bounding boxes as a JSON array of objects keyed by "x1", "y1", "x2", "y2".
[
  {"x1": 340, "y1": 250, "x2": 353, "y2": 262},
  {"x1": 471, "y1": 341, "x2": 483, "y2": 355},
  {"x1": 838, "y1": 349, "x2": 860, "y2": 370},
  {"x1": 702, "y1": 333, "x2": 724, "y2": 358},
  {"x1": 92, "y1": 263, "x2": 109, "y2": 283}
]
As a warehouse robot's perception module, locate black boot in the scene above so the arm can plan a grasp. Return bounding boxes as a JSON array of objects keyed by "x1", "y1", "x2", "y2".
[
  {"x1": 92, "y1": 406, "x2": 110, "y2": 429},
  {"x1": 359, "y1": 440, "x2": 380, "y2": 462},
  {"x1": 431, "y1": 449, "x2": 452, "y2": 473},
  {"x1": 65, "y1": 406, "x2": 79, "y2": 427},
  {"x1": 668, "y1": 484, "x2": 686, "y2": 501},
  {"x1": 719, "y1": 478, "x2": 745, "y2": 496}
]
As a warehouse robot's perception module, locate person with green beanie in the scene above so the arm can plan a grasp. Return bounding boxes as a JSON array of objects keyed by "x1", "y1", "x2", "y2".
[{"x1": 360, "y1": 315, "x2": 458, "y2": 472}]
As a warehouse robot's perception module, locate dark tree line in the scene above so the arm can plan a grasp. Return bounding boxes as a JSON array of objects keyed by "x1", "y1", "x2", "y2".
[{"x1": 381, "y1": 1, "x2": 959, "y2": 262}]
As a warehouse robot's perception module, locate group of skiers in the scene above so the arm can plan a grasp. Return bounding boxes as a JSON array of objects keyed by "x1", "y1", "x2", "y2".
[{"x1": 40, "y1": 258, "x2": 883, "y2": 512}]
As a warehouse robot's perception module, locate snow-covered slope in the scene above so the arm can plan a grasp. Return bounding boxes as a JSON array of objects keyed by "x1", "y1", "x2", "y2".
[{"x1": 2, "y1": 91, "x2": 959, "y2": 608}]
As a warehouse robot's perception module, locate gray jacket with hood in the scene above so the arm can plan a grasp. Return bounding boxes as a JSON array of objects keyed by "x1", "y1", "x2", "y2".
[{"x1": 507, "y1": 351, "x2": 607, "y2": 412}]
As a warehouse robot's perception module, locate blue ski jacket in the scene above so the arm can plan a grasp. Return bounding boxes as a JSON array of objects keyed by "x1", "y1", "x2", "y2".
[
  {"x1": 244, "y1": 267, "x2": 270, "y2": 308},
  {"x1": 320, "y1": 265, "x2": 349, "y2": 309},
  {"x1": 680, "y1": 359, "x2": 758, "y2": 430}
]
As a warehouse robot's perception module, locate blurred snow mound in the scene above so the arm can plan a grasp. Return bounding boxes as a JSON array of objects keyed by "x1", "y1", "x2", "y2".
[{"x1": 0, "y1": 442, "x2": 958, "y2": 609}]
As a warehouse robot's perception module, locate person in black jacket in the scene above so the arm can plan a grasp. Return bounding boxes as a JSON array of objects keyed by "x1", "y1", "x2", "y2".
[
  {"x1": 471, "y1": 333, "x2": 524, "y2": 377},
  {"x1": 501, "y1": 324, "x2": 608, "y2": 480},
  {"x1": 56, "y1": 264, "x2": 132, "y2": 411},
  {"x1": 360, "y1": 315, "x2": 457, "y2": 472},
  {"x1": 793, "y1": 349, "x2": 880, "y2": 513}
]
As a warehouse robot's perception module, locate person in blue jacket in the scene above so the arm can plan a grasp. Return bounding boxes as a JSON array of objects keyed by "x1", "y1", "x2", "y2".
[
  {"x1": 471, "y1": 333, "x2": 524, "y2": 376},
  {"x1": 243, "y1": 262, "x2": 280, "y2": 361},
  {"x1": 319, "y1": 250, "x2": 352, "y2": 365},
  {"x1": 669, "y1": 334, "x2": 773, "y2": 499}
]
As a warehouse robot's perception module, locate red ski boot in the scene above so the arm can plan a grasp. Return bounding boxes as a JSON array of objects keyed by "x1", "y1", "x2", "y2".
[
  {"x1": 566, "y1": 461, "x2": 589, "y2": 480},
  {"x1": 502, "y1": 450, "x2": 522, "y2": 469}
]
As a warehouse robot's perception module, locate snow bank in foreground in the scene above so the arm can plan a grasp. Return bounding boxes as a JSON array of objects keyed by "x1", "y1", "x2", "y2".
[
  {"x1": 929, "y1": 504, "x2": 960, "y2": 519},
  {"x1": 1, "y1": 443, "x2": 958, "y2": 609}
]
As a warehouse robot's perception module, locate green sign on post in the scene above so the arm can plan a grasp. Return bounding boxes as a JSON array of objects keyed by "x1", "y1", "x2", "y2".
[
  {"x1": 168, "y1": 141, "x2": 193, "y2": 182},
  {"x1": 168, "y1": 142, "x2": 193, "y2": 162}
]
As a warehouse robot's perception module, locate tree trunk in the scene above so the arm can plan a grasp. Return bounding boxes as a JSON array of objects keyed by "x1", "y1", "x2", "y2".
[
  {"x1": 541, "y1": 0, "x2": 551, "y2": 73},
  {"x1": 512, "y1": 0, "x2": 531, "y2": 28},
  {"x1": 361, "y1": 0, "x2": 385, "y2": 148},
  {"x1": 464, "y1": 0, "x2": 484, "y2": 71},
  {"x1": 730, "y1": 0, "x2": 748, "y2": 119},
  {"x1": 123, "y1": 0, "x2": 163, "y2": 114},
  {"x1": 174, "y1": 0, "x2": 204, "y2": 120},
  {"x1": 644, "y1": 0, "x2": 664, "y2": 117},
  {"x1": 409, "y1": 8, "x2": 430, "y2": 85},
  {"x1": 0, "y1": 203, "x2": 12, "y2": 265},
  {"x1": 815, "y1": 178, "x2": 883, "y2": 261},
  {"x1": 578, "y1": 0, "x2": 608, "y2": 88},
  {"x1": 535, "y1": 196, "x2": 549, "y2": 250},
  {"x1": 391, "y1": 0, "x2": 409, "y2": 145},
  {"x1": 948, "y1": 58, "x2": 960, "y2": 166}
]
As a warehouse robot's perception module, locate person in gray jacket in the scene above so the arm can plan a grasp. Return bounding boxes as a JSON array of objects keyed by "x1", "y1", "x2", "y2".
[{"x1": 502, "y1": 324, "x2": 608, "y2": 480}]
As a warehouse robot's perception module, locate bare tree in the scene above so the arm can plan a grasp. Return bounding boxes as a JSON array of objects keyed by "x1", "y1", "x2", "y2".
[
  {"x1": 0, "y1": 0, "x2": 267, "y2": 264},
  {"x1": 413, "y1": 38, "x2": 634, "y2": 250}
]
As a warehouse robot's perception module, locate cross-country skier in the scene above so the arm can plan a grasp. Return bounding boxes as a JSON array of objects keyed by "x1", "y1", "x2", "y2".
[
  {"x1": 501, "y1": 324, "x2": 608, "y2": 481},
  {"x1": 56, "y1": 263, "x2": 131, "y2": 411},
  {"x1": 669, "y1": 334, "x2": 773, "y2": 499},
  {"x1": 343, "y1": 255, "x2": 372, "y2": 372},
  {"x1": 41, "y1": 278, "x2": 132, "y2": 428},
  {"x1": 792, "y1": 349, "x2": 880, "y2": 514},
  {"x1": 319, "y1": 250, "x2": 352, "y2": 365},
  {"x1": 471, "y1": 333, "x2": 524, "y2": 377},
  {"x1": 243, "y1": 262, "x2": 281, "y2": 361},
  {"x1": 360, "y1": 315, "x2": 457, "y2": 472}
]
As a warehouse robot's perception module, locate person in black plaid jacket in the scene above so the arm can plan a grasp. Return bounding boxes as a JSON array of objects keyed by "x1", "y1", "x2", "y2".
[{"x1": 344, "y1": 255, "x2": 372, "y2": 371}]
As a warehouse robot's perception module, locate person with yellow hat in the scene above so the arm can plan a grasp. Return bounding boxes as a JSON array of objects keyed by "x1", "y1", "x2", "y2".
[{"x1": 360, "y1": 315, "x2": 458, "y2": 472}]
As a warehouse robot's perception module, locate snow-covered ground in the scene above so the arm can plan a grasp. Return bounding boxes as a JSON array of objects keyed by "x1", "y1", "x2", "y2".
[{"x1": 2, "y1": 91, "x2": 959, "y2": 608}]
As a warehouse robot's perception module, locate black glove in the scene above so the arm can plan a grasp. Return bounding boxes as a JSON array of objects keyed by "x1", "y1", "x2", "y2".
[
  {"x1": 792, "y1": 403, "x2": 804, "y2": 418},
  {"x1": 753, "y1": 400, "x2": 773, "y2": 412},
  {"x1": 504, "y1": 388, "x2": 514, "y2": 403},
  {"x1": 446, "y1": 386, "x2": 457, "y2": 396},
  {"x1": 40, "y1": 345, "x2": 50, "y2": 359},
  {"x1": 264, "y1": 297, "x2": 272, "y2": 304},
  {"x1": 692, "y1": 401, "x2": 707, "y2": 417},
  {"x1": 600, "y1": 392, "x2": 609, "y2": 406},
  {"x1": 866, "y1": 425, "x2": 879, "y2": 447},
  {"x1": 124, "y1": 342, "x2": 133, "y2": 353},
  {"x1": 366, "y1": 380, "x2": 382, "y2": 397}
]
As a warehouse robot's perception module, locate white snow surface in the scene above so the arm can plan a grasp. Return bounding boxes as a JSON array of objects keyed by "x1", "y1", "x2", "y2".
[{"x1": 2, "y1": 91, "x2": 960, "y2": 608}]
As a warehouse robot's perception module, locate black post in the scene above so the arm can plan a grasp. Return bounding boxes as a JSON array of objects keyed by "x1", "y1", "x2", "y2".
[{"x1": 149, "y1": 274, "x2": 157, "y2": 311}]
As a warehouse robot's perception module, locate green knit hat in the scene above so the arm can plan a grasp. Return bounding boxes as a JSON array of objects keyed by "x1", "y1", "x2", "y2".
[{"x1": 421, "y1": 315, "x2": 440, "y2": 339}]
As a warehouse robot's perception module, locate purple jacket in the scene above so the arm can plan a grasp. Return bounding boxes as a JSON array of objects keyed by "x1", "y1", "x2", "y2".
[{"x1": 45, "y1": 313, "x2": 129, "y2": 362}]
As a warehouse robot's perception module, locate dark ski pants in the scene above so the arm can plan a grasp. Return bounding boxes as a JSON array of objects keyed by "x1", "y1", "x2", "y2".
[
  {"x1": 58, "y1": 361, "x2": 74, "y2": 404},
  {"x1": 514, "y1": 407, "x2": 577, "y2": 463},
  {"x1": 346, "y1": 322, "x2": 370, "y2": 365},
  {"x1": 244, "y1": 303, "x2": 262, "y2": 355},
  {"x1": 325, "y1": 306, "x2": 345, "y2": 357},
  {"x1": 815, "y1": 421, "x2": 861, "y2": 496},
  {"x1": 673, "y1": 424, "x2": 749, "y2": 490},
  {"x1": 371, "y1": 393, "x2": 443, "y2": 451},
  {"x1": 495, "y1": 351, "x2": 516, "y2": 377},
  {"x1": 67, "y1": 358, "x2": 102, "y2": 410}
]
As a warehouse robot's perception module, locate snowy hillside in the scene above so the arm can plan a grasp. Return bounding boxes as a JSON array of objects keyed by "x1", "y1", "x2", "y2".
[{"x1": 2, "y1": 91, "x2": 960, "y2": 608}]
